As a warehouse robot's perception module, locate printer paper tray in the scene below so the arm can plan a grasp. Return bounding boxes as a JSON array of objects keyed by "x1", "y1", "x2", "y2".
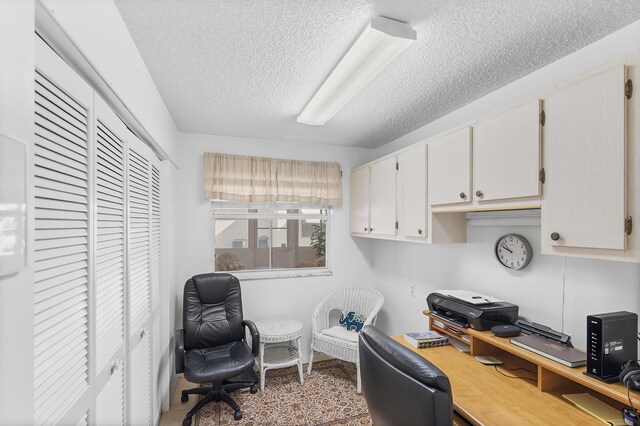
[{"x1": 430, "y1": 311, "x2": 469, "y2": 328}]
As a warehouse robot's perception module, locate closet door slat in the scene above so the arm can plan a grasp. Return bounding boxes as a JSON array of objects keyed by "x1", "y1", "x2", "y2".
[
  {"x1": 128, "y1": 147, "x2": 151, "y2": 337},
  {"x1": 151, "y1": 165, "x2": 161, "y2": 311},
  {"x1": 33, "y1": 66, "x2": 90, "y2": 426},
  {"x1": 95, "y1": 118, "x2": 127, "y2": 373}
]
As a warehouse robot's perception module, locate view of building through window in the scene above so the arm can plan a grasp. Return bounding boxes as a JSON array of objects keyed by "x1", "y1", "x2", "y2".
[{"x1": 212, "y1": 206, "x2": 329, "y2": 272}]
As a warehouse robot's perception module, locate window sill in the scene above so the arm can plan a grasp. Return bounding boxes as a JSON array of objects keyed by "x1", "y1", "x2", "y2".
[{"x1": 215, "y1": 268, "x2": 333, "y2": 281}]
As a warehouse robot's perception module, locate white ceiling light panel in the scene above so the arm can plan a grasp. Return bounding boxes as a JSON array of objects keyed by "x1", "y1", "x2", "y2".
[{"x1": 297, "y1": 16, "x2": 417, "y2": 126}]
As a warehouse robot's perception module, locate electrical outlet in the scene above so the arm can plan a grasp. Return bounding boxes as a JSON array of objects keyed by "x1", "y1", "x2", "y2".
[{"x1": 410, "y1": 284, "x2": 416, "y2": 297}]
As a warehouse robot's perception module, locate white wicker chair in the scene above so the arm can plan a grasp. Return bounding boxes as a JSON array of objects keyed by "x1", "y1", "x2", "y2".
[{"x1": 307, "y1": 287, "x2": 384, "y2": 393}]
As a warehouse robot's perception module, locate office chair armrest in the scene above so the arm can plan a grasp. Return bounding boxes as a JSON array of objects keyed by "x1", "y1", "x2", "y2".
[
  {"x1": 242, "y1": 320, "x2": 260, "y2": 357},
  {"x1": 175, "y1": 329, "x2": 185, "y2": 374}
]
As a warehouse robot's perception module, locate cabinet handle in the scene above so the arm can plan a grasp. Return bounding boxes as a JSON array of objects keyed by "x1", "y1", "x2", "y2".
[
  {"x1": 364, "y1": 227, "x2": 368, "y2": 232},
  {"x1": 370, "y1": 228, "x2": 375, "y2": 232},
  {"x1": 475, "y1": 190, "x2": 483, "y2": 197},
  {"x1": 459, "y1": 192, "x2": 466, "y2": 199},
  {"x1": 550, "y1": 232, "x2": 560, "y2": 241},
  {"x1": 418, "y1": 229, "x2": 423, "y2": 235}
]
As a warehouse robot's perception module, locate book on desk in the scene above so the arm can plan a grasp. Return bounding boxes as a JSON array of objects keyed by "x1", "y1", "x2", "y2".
[{"x1": 510, "y1": 333, "x2": 587, "y2": 368}]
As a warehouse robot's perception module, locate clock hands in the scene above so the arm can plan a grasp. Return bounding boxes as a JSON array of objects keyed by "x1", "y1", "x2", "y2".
[
  {"x1": 496, "y1": 234, "x2": 532, "y2": 270},
  {"x1": 501, "y1": 243, "x2": 513, "y2": 254}
]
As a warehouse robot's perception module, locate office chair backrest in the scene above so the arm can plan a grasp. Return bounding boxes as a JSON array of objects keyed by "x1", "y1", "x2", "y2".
[
  {"x1": 183, "y1": 273, "x2": 245, "y2": 350},
  {"x1": 359, "y1": 325, "x2": 453, "y2": 426}
]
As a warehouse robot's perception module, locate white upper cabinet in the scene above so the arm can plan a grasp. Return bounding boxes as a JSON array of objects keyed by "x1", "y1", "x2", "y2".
[
  {"x1": 350, "y1": 156, "x2": 399, "y2": 238},
  {"x1": 402, "y1": 144, "x2": 427, "y2": 239},
  {"x1": 349, "y1": 55, "x2": 639, "y2": 261},
  {"x1": 473, "y1": 100, "x2": 541, "y2": 202},
  {"x1": 350, "y1": 166, "x2": 371, "y2": 234},
  {"x1": 542, "y1": 66, "x2": 628, "y2": 250},
  {"x1": 370, "y1": 156, "x2": 398, "y2": 237},
  {"x1": 428, "y1": 127, "x2": 472, "y2": 206}
]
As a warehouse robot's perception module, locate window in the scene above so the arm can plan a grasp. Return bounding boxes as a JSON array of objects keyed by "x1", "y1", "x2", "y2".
[
  {"x1": 205, "y1": 152, "x2": 340, "y2": 279},
  {"x1": 212, "y1": 205, "x2": 331, "y2": 278}
]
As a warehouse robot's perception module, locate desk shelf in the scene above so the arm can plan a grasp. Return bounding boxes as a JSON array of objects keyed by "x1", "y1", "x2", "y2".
[{"x1": 424, "y1": 310, "x2": 640, "y2": 409}]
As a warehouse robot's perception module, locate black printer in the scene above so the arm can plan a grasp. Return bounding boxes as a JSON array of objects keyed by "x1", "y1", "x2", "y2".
[{"x1": 427, "y1": 291, "x2": 518, "y2": 330}]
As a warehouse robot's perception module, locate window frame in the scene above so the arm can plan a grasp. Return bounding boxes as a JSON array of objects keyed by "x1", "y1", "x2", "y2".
[{"x1": 210, "y1": 202, "x2": 333, "y2": 280}]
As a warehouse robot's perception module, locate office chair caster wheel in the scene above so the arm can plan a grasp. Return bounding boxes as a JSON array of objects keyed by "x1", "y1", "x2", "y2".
[
  {"x1": 250, "y1": 385, "x2": 258, "y2": 394},
  {"x1": 180, "y1": 393, "x2": 188, "y2": 403},
  {"x1": 182, "y1": 416, "x2": 192, "y2": 426},
  {"x1": 234, "y1": 411, "x2": 243, "y2": 421}
]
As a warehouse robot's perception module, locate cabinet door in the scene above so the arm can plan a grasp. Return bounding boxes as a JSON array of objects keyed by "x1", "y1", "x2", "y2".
[
  {"x1": 473, "y1": 100, "x2": 541, "y2": 201},
  {"x1": 428, "y1": 127, "x2": 472, "y2": 205},
  {"x1": 543, "y1": 66, "x2": 626, "y2": 250},
  {"x1": 370, "y1": 156, "x2": 398, "y2": 236},
  {"x1": 350, "y1": 166, "x2": 370, "y2": 234},
  {"x1": 403, "y1": 145, "x2": 427, "y2": 238}
]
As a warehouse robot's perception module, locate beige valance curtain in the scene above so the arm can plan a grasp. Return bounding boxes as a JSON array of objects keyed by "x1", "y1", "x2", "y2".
[{"x1": 204, "y1": 152, "x2": 343, "y2": 205}]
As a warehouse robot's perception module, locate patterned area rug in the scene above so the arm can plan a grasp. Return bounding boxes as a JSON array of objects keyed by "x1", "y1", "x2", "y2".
[{"x1": 195, "y1": 359, "x2": 372, "y2": 426}]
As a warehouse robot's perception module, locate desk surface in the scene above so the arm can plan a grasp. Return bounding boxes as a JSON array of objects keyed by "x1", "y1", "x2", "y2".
[{"x1": 392, "y1": 336, "x2": 607, "y2": 426}]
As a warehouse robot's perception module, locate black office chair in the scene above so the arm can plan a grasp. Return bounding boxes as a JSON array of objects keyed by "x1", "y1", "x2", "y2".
[
  {"x1": 175, "y1": 273, "x2": 260, "y2": 425},
  {"x1": 359, "y1": 325, "x2": 454, "y2": 426}
]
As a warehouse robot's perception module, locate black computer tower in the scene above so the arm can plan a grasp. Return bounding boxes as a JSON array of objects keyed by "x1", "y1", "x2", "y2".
[{"x1": 586, "y1": 311, "x2": 638, "y2": 382}]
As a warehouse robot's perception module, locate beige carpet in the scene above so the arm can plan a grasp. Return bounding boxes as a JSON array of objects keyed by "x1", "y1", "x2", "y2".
[{"x1": 194, "y1": 360, "x2": 372, "y2": 426}]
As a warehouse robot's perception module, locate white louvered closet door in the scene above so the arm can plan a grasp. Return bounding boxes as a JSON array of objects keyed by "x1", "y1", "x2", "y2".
[
  {"x1": 33, "y1": 36, "x2": 94, "y2": 426},
  {"x1": 127, "y1": 131, "x2": 155, "y2": 426},
  {"x1": 93, "y1": 96, "x2": 127, "y2": 426},
  {"x1": 150, "y1": 163, "x2": 162, "y2": 425}
]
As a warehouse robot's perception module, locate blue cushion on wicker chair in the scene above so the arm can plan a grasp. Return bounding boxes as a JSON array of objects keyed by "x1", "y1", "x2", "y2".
[{"x1": 339, "y1": 311, "x2": 366, "y2": 332}]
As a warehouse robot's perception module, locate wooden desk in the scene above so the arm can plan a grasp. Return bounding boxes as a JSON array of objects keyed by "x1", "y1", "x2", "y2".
[{"x1": 389, "y1": 311, "x2": 640, "y2": 426}]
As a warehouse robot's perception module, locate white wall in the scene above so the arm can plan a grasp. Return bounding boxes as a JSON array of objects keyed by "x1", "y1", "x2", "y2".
[
  {"x1": 174, "y1": 133, "x2": 376, "y2": 360},
  {"x1": 368, "y1": 19, "x2": 640, "y2": 352},
  {"x1": 0, "y1": 0, "x2": 35, "y2": 422},
  {"x1": 370, "y1": 223, "x2": 640, "y2": 351}
]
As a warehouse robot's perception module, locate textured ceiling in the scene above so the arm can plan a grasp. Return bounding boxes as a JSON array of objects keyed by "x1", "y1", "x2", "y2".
[{"x1": 114, "y1": 0, "x2": 640, "y2": 148}]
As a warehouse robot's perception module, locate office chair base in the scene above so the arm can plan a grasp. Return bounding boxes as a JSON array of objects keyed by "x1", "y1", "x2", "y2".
[
  {"x1": 180, "y1": 372, "x2": 258, "y2": 424},
  {"x1": 181, "y1": 387, "x2": 244, "y2": 424}
]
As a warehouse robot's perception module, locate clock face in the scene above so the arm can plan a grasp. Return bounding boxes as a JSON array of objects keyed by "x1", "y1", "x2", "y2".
[{"x1": 495, "y1": 234, "x2": 532, "y2": 270}]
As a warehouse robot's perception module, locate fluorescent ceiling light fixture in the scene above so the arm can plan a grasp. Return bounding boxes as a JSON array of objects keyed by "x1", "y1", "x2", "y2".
[{"x1": 297, "y1": 16, "x2": 416, "y2": 126}]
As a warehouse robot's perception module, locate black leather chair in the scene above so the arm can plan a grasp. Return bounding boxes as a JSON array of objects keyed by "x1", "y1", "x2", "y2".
[
  {"x1": 175, "y1": 273, "x2": 260, "y2": 425},
  {"x1": 359, "y1": 325, "x2": 454, "y2": 426}
]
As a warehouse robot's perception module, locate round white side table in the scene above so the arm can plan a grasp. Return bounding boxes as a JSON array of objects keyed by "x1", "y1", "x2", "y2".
[{"x1": 254, "y1": 318, "x2": 304, "y2": 392}]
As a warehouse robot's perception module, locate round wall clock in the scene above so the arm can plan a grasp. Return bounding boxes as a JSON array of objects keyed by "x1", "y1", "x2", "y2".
[{"x1": 495, "y1": 234, "x2": 532, "y2": 270}]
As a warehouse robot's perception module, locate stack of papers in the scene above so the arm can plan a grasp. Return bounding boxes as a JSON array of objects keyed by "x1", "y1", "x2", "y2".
[{"x1": 562, "y1": 393, "x2": 626, "y2": 425}]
